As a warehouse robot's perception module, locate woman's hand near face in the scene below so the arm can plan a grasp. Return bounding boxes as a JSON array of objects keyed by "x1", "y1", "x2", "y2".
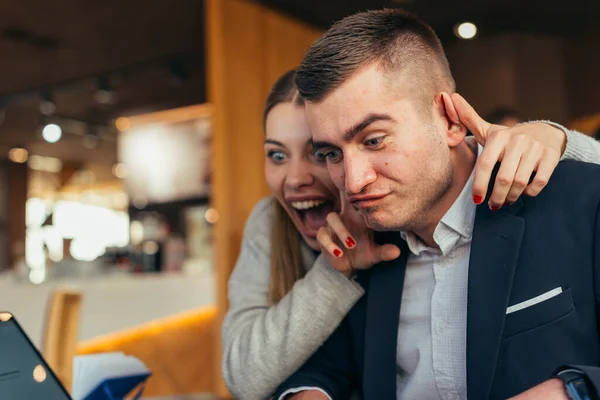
[{"x1": 317, "y1": 195, "x2": 401, "y2": 277}]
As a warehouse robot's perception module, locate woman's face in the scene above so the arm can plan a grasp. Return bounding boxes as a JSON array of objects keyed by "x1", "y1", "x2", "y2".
[{"x1": 264, "y1": 102, "x2": 339, "y2": 251}]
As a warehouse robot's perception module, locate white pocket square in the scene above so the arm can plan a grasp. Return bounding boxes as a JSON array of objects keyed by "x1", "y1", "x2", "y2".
[{"x1": 506, "y1": 287, "x2": 562, "y2": 315}]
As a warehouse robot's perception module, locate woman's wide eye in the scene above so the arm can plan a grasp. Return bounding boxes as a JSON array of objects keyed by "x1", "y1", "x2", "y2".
[
  {"x1": 313, "y1": 150, "x2": 327, "y2": 163},
  {"x1": 267, "y1": 150, "x2": 286, "y2": 163}
]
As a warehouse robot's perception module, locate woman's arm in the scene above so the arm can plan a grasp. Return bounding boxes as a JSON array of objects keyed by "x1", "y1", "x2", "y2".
[
  {"x1": 555, "y1": 125, "x2": 600, "y2": 165},
  {"x1": 221, "y1": 198, "x2": 364, "y2": 400}
]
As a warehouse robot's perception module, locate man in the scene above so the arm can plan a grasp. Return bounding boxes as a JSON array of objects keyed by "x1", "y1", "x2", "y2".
[{"x1": 274, "y1": 8, "x2": 600, "y2": 400}]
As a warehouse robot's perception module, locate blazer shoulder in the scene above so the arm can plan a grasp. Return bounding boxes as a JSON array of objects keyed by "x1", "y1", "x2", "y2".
[
  {"x1": 547, "y1": 160, "x2": 600, "y2": 194},
  {"x1": 532, "y1": 160, "x2": 600, "y2": 215}
]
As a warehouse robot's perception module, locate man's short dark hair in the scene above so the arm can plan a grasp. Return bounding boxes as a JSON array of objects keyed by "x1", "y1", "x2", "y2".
[{"x1": 296, "y1": 9, "x2": 455, "y2": 108}]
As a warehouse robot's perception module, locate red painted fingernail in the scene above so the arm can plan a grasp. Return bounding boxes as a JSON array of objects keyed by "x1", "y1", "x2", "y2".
[
  {"x1": 333, "y1": 249, "x2": 342, "y2": 257},
  {"x1": 346, "y1": 237, "x2": 356, "y2": 248},
  {"x1": 473, "y1": 195, "x2": 483, "y2": 204},
  {"x1": 490, "y1": 205, "x2": 500, "y2": 211},
  {"x1": 503, "y1": 202, "x2": 513, "y2": 207}
]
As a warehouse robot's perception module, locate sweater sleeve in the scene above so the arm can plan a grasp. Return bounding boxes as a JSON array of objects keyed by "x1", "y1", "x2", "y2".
[
  {"x1": 221, "y1": 197, "x2": 364, "y2": 400},
  {"x1": 533, "y1": 120, "x2": 600, "y2": 164},
  {"x1": 562, "y1": 129, "x2": 600, "y2": 164}
]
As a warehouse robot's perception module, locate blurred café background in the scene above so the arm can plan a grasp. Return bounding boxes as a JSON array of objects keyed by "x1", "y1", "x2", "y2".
[{"x1": 0, "y1": 0, "x2": 598, "y2": 398}]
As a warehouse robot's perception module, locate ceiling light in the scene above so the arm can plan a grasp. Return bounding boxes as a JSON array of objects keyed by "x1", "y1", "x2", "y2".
[
  {"x1": 205, "y1": 208, "x2": 219, "y2": 224},
  {"x1": 454, "y1": 22, "x2": 477, "y2": 40},
  {"x1": 39, "y1": 92, "x2": 56, "y2": 116},
  {"x1": 115, "y1": 117, "x2": 130, "y2": 132},
  {"x1": 112, "y1": 163, "x2": 127, "y2": 179},
  {"x1": 8, "y1": 147, "x2": 28, "y2": 163},
  {"x1": 42, "y1": 123, "x2": 62, "y2": 143}
]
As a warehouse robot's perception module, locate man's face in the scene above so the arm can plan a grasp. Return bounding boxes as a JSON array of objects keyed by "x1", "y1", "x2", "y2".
[{"x1": 306, "y1": 65, "x2": 454, "y2": 232}]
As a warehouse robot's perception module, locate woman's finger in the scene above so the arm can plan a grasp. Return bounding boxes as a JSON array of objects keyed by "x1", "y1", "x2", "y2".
[
  {"x1": 488, "y1": 138, "x2": 525, "y2": 208},
  {"x1": 316, "y1": 226, "x2": 344, "y2": 258},
  {"x1": 326, "y1": 212, "x2": 356, "y2": 249},
  {"x1": 504, "y1": 143, "x2": 542, "y2": 203},
  {"x1": 523, "y1": 149, "x2": 559, "y2": 197}
]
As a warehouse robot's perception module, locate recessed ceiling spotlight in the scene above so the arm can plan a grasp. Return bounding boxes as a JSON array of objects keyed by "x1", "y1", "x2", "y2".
[
  {"x1": 42, "y1": 123, "x2": 62, "y2": 143},
  {"x1": 454, "y1": 22, "x2": 477, "y2": 40}
]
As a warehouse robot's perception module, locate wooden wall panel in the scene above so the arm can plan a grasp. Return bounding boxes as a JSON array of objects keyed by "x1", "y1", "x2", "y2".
[
  {"x1": 264, "y1": 9, "x2": 323, "y2": 90},
  {"x1": 205, "y1": 0, "x2": 322, "y2": 396},
  {"x1": 6, "y1": 161, "x2": 27, "y2": 270}
]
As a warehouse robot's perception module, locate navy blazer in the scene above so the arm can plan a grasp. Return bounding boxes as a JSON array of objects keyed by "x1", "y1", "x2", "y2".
[{"x1": 274, "y1": 160, "x2": 600, "y2": 399}]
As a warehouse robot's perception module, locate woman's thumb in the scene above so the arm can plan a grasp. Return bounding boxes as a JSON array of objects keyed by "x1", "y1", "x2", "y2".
[{"x1": 377, "y1": 244, "x2": 401, "y2": 262}]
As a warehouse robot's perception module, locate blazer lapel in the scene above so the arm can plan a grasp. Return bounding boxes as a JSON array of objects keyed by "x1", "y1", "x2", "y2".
[
  {"x1": 363, "y1": 232, "x2": 409, "y2": 399},
  {"x1": 467, "y1": 199, "x2": 525, "y2": 399}
]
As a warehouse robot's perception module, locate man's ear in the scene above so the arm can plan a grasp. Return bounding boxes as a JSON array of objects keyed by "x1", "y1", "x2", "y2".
[{"x1": 438, "y1": 92, "x2": 467, "y2": 147}]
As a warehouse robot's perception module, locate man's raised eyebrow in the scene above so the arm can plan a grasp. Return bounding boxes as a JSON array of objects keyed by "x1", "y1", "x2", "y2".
[
  {"x1": 311, "y1": 113, "x2": 395, "y2": 150},
  {"x1": 343, "y1": 113, "x2": 396, "y2": 142}
]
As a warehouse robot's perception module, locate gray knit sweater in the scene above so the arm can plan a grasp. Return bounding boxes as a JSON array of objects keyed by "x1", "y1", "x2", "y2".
[
  {"x1": 222, "y1": 197, "x2": 364, "y2": 400},
  {"x1": 221, "y1": 127, "x2": 600, "y2": 400}
]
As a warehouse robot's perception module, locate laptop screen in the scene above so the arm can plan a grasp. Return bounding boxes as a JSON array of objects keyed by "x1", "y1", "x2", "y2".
[{"x1": 0, "y1": 313, "x2": 71, "y2": 400}]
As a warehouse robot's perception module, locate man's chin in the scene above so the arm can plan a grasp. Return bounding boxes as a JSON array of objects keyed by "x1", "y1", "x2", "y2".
[
  {"x1": 363, "y1": 211, "x2": 403, "y2": 232},
  {"x1": 364, "y1": 215, "x2": 391, "y2": 232}
]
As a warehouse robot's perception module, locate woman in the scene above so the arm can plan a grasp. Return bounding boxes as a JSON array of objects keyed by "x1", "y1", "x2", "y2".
[
  {"x1": 222, "y1": 69, "x2": 600, "y2": 400},
  {"x1": 222, "y1": 70, "x2": 365, "y2": 400}
]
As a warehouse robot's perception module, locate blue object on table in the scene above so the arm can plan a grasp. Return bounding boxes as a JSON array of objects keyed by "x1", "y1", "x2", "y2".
[{"x1": 83, "y1": 372, "x2": 151, "y2": 400}]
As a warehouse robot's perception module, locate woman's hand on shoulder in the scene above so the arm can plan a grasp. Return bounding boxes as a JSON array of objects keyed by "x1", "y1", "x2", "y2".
[{"x1": 317, "y1": 195, "x2": 400, "y2": 278}]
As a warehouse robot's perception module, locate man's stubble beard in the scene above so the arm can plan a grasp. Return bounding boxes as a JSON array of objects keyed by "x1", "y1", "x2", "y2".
[{"x1": 362, "y1": 147, "x2": 454, "y2": 232}]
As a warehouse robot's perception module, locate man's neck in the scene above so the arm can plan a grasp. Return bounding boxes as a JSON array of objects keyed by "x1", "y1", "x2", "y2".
[{"x1": 413, "y1": 143, "x2": 478, "y2": 248}]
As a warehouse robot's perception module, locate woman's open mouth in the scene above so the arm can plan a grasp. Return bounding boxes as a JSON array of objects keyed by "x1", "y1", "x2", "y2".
[{"x1": 288, "y1": 198, "x2": 335, "y2": 237}]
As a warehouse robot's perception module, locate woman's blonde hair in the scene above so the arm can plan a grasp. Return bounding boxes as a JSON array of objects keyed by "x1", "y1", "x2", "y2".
[
  {"x1": 264, "y1": 69, "x2": 307, "y2": 304},
  {"x1": 268, "y1": 199, "x2": 305, "y2": 303}
]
